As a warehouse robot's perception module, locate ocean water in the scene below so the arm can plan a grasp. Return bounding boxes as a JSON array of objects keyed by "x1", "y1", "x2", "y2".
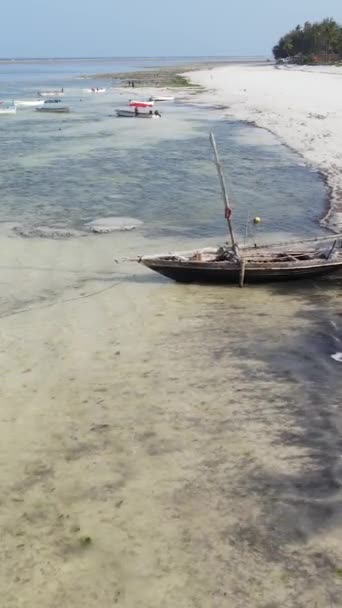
[
  {"x1": 0, "y1": 58, "x2": 329, "y2": 242},
  {"x1": 0, "y1": 58, "x2": 341, "y2": 608}
]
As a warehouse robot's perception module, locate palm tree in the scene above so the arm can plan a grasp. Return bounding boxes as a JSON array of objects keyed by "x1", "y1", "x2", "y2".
[
  {"x1": 322, "y1": 18, "x2": 339, "y2": 54},
  {"x1": 283, "y1": 38, "x2": 294, "y2": 57}
]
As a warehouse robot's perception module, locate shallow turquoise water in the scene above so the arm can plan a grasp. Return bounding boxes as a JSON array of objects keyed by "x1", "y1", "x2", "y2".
[{"x1": 0, "y1": 87, "x2": 328, "y2": 244}]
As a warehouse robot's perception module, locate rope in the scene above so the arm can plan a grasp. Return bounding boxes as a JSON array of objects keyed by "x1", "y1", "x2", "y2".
[{"x1": 0, "y1": 279, "x2": 122, "y2": 321}]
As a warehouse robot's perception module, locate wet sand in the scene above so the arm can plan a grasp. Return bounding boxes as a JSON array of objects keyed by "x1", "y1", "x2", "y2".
[
  {"x1": 1, "y1": 228, "x2": 342, "y2": 607},
  {"x1": 1, "y1": 68, "x2": 342, "y2": 607}
]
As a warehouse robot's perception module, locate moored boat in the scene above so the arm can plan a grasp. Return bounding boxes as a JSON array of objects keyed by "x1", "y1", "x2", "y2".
[
  {"x1": 129, "y1": 100, "x2": 154, "y2": 108},
  {"x1": 116, "y1": 108, "x2": 161, "y2": 118},
  {"x1": 129, "y1": 133, "x2": 342, "y2": 286},
  {"x1": 38, "y1": 89, "x2": 64, "y2": 97},
  {"x1": 138, "y1": 244, "x2": 342, "y2": 285},
  {"x1": 36, "y1": 106, "x2": 70, "y2": 113}
]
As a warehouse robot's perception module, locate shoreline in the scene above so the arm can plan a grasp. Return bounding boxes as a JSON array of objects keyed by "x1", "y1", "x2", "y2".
[
  {"x1": 89, "y1": 59, "x2": 271, "y2": 87},
  {"x1": 89, "y1": 59, "x2": 342, "y2": 234},
  {"x1": 181, "y1": 63, "x2": 342, "y2": 233}
]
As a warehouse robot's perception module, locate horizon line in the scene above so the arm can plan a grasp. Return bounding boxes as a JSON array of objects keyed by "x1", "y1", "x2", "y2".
[{"x1": 0, "y1": 54, "x2": 269, "y2": 61}]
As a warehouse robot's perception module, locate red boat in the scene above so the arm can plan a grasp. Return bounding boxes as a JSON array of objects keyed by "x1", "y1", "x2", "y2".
[{"x1": 129, "y1": 100, "x2": 154, "y2": 108}]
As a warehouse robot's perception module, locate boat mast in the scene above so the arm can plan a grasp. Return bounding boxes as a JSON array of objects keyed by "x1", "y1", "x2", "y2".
[{"x1": 209, "y1": 133, "x2": 238, "y2": 253}]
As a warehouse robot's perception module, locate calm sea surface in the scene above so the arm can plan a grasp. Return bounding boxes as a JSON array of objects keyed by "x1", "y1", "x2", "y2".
[{"x1": 0, "y1": 57, "x2": 330, "y2": 242}]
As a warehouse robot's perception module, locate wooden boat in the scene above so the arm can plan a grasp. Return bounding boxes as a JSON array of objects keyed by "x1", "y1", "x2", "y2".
[
  {"x1": 0, "y1": 104, "x2": 16, "y2": 115},
  {"x1": 116, "y1": 109, "x2": 161, "y2": 118},
  {"x1": 132, "y1": 133, "x2": 342, "y2": 286},
  {"x1": 36, "y1": 106, "x2": 70, "y2": 113},
  {"x1": 138, "y1": 244, "x2": 342, "y2": 285},
  {"x1": 15, "y1": 100, "x2": 44, "y2": 107},
  {"x1": 38, "y1": 89, "x2": 64, "y2": 97},
  {"x1": 129, "y1": 100, "x2": 154, "y2": 108}
]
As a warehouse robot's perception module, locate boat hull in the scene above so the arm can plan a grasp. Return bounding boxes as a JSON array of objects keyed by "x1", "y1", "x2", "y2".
[
  {"x1": 142, "y1": 259, "x2": 342, "y2": 284},
  {"x1": 116, "y1": 109, "x2": 159, "y2": 118},
  {"x1": 36, "y1": 107, "x2": 70, "y2": 113},
  {"x1": 38, "y1": 91, "x2": 64, "y2": 97}
]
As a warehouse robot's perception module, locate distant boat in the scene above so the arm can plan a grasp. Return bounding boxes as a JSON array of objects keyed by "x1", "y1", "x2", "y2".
[
  {"x1": 38, "y1": 89, "x2": 64, "y2": 97},
  {"x1": 15, "y1": 100, "x2": 44, "y2": 107},
  {"x1": 0, "y1": 104, "x2": 16, "y2": 115},
  {"x1": 129, "y1": 100, "x2": 154, "y2": 108},
  {"x1": 36, "y1": 106, "x2": 70, "y2": 113},
  {"x1": 44, "y1": 98, "x2": 62, "y2": 104},
  {"x1": 116, "y1": 109, "x2": 161, "y2": 118},
  {"x1": 149, "y1": 96, "x2": 175, "y2": 102},
  {"x1": 85, "y1": 87, "x2": 106, "y2": 93}
]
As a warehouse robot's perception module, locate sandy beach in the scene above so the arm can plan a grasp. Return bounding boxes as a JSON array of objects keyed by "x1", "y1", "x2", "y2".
[
  {"x1": 184, "y1": 63, "x2": 342, "y2": 232},
  {"x1": 0, "y1": 60, "x2": 342, "y2": 608}
]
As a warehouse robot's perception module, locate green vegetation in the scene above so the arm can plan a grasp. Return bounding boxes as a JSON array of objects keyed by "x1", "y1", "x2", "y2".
[
  {"x1": 89, "y1": 62, "x2": 227, "y2": 88},
  {"x1": 273, "y1": 18, "x2": 342, "y2": 63}
]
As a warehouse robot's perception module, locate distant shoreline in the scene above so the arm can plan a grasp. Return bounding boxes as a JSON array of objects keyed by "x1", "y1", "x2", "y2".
[
  {"x1": 89, "y1": 59, "x2": 272, "y2": 87},
  {"x1": 0, "y1": 55, "x2": 270, "y2": 65}
]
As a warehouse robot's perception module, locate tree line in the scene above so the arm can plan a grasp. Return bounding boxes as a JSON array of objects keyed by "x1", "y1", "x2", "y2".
[{"x1": 273, "y1": 18, "x2": 342, "y2": 62}]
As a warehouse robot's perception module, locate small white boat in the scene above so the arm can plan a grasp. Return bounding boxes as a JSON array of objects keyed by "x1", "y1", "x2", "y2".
[
  {"x1": 116, "y1": 109, "x2": 161, "y2": 118},
  {"x1": 15, "y1": 100, "x2": 44, "y2": 107},
  {"x1": 0, "y1": 104, "x2": 16, "y2": 115},
  {"x1": 149, "y1": 96, "x2": 174, "y2": 102},
  {"x1": 38, "y1": 89, "x2": 64, "y2": 97},
  {"x1": 36, "y1": 106, "x2": 70, "y2": 113},
  {"x1": 85, "y1": 87, "x2": 106, "y2": 93}
]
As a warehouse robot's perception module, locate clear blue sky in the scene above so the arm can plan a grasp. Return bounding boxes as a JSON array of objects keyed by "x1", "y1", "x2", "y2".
[{"x1": 2, "y1": 0, "x2": 342, "y2": 58}]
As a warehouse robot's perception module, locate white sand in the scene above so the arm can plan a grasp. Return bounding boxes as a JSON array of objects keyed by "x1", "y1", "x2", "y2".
[{"x1": 184, "y1": 63, "x2": 342, "y2": 232}]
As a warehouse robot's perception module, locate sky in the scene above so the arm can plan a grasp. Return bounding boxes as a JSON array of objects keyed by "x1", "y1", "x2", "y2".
[{"x1": 1, "y1": 0, "x2": 342, "y2": 58}]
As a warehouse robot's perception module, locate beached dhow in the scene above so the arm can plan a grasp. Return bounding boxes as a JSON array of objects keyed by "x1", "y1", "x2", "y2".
[{"x1": 131, "y1": 133, "x2": 342, "y2": 286}]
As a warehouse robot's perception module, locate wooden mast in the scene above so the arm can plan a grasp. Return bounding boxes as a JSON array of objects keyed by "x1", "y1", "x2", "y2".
[{"x1": 209, "y1": 133, "x2": 238, "y2": 254}]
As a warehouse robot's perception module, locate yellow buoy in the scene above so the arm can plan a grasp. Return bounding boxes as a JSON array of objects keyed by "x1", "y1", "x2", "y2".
[{"x1": 253, "y1": 216, "x2": 261, "y2": 225}]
